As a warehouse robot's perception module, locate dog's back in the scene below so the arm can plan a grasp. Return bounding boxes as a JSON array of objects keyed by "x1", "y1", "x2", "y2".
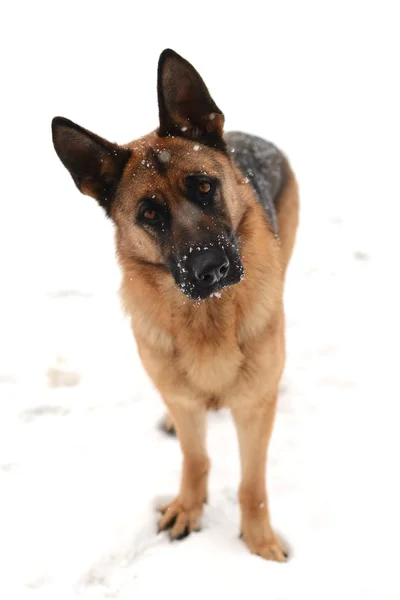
[
  {"x1": 226, "y1": 131, "x2": 299, "y2": 272},
  {"x1": 225, "y1": 132, "x2": 284, "y2": 235}
]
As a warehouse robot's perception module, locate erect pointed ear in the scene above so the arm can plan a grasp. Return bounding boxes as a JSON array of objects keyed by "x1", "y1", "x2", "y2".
[
  {"x1": 51, "y1": 117, "x2": 131, "y2": 215},
  {"x1": 157, "y1": 49, "x2": 226, "y2": 151}
]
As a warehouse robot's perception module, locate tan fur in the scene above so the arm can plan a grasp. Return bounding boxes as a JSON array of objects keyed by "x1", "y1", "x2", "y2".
[
  {"x1": 115, "y1": 134, "x2": 299, "y2": 560},
  {"x1": 275, "y1": 157, "x2": 300, "y2": 273},
  {"x1": 52, "y1": 50, "x2": 299, "y2": 561}
]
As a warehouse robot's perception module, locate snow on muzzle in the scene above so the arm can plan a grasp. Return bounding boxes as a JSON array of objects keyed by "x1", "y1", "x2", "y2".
[{"x1": 169, "y1": 235, "x2": 245, "y2": 301}]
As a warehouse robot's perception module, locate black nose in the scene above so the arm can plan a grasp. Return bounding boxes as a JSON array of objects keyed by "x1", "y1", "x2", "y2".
[{"x1": 191, "y1": 249, "x2": 230, "y2": 287}]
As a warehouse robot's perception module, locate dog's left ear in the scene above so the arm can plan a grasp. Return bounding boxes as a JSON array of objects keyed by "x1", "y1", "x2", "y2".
[{"x1": 157, "y1": 49, "x2": 225, "y2": 150}]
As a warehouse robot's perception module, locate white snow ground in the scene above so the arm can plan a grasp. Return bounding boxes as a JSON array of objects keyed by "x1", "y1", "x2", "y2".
[{"x1": 1, "y1": 1, "x2": 400, "y2": 598}]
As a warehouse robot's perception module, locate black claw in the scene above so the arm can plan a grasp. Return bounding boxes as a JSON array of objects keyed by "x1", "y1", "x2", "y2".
[
  {"x1": 174, "y1": 526, "x2": 190, "y2": 541},
  {"x1": 239, "y1": 531, "x2": 243, "y2": 539},
  {"x1": 162, "y1": 514, "x2": 177, "y2": 530}
]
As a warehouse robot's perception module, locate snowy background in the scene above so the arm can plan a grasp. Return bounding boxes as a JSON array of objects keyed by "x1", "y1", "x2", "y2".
[{"x1": 1, "y1": 1, "x2": 400, "y2": 598}]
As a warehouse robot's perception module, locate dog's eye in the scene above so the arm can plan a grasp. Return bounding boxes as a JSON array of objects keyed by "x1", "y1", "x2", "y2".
[
  {"x1": 142, "y1": 208, "x2": 160, "y2": 222},
  {"x1": 198, "y1": 181, "x2": 212, "y2": 195},
  {"x1": 186, "y1": 175, "x2": 218, "y2": 206}
]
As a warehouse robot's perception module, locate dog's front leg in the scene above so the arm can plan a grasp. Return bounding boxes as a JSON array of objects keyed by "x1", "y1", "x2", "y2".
[
  {"x1": 158, "y1": 402, "x2": 209, "y2": 540},
  {"x1": 231, "y1": 397, "x2": 288, "y2": 562}
]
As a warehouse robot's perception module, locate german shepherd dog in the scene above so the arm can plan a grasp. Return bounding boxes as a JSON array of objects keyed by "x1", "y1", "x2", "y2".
[{"x1": 52, "y1": 49, "x2": 299, "y2": 561}]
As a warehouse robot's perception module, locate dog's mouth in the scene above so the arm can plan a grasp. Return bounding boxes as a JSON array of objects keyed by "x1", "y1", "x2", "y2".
[{"x1": 169, "y1": 237, "x2": 244, "y2": 301}]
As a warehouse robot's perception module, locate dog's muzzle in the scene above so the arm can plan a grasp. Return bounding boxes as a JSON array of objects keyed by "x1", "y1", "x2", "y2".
[
  {"x1": 191, "y1": 248, "x2": 230, "y2": 288},
  {"x1": 171, "y1": 238, "x2": 244, "y2": 300}
]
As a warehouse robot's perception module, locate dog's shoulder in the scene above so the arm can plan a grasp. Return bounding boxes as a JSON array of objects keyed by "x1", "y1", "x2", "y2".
[{"x1": 225, "y1": 131, "x2": 285, "y2": 234}]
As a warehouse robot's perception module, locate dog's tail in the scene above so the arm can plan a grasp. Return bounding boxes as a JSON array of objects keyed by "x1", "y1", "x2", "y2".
[{"x1": 275, "y1": 156, "x2": 300, "y2": 274}]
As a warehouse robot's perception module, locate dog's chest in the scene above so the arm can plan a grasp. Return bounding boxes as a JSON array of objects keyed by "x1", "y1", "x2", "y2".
[
  {"x1": 132, "y1": 299, "x2": 245, "y2": 398},
  {"x1": 176, "y1": 338, "x2": 244, "y2": 396}
]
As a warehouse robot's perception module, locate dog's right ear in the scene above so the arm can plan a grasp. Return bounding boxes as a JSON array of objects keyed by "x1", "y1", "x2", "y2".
[{"x1": 51, "y1": 117, "x2": 131, "y2": 215}]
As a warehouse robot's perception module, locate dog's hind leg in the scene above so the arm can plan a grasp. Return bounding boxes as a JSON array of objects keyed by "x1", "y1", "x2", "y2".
[
  {"x1": 159, "y1": 411, "x2": 176, "y2": 436},
  {"x1": 158, "y1": 403, "x2": 209, "y2": 539}
]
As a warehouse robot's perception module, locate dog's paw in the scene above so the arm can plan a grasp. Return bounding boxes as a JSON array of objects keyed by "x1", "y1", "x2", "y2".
[
  {"x1": 242, "y1": 531, "x2": 288, "y2": 562},
  {"x1": 157, "y1": 497, "x2": 203, "y2": 540},
  {"x1": 159, "y1": 412, "x2": 176, "y2": 436}
]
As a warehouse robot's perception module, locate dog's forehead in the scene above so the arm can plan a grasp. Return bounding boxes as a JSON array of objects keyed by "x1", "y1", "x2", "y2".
[{"x1": 127, "y1": 134, "x2": 223, "y2": 180}]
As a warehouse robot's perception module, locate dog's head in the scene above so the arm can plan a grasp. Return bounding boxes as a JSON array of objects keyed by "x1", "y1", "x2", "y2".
[{"x1": 52, "y1": 49, "x2": 245, "y2": 300}]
